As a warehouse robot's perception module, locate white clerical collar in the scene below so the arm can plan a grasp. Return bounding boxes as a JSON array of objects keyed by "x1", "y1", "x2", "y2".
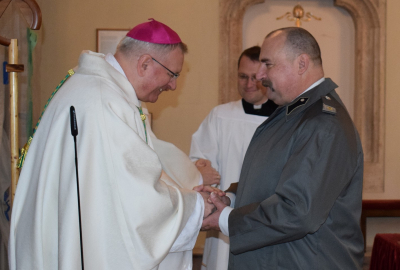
[
  {"x1": 105, "y1": 53, "x2": 141, "y2": 106},
  {"x1": 105, "y1": 53, "x2": 127, "y2": 78},
  {"x1": 295, "y1": 77, "x2": 325, "y2": 99}
]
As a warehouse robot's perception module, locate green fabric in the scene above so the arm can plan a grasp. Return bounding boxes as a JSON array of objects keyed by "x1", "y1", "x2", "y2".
[
  {"x1": 18, "y1": 70, "x2": 75, "y2": 169},
  {"x1": 136, "y1": 106, "x2": 148, "y2": 144},
  {"x1": 27, "y1": 28, "x2": 38, "y2": 137}
]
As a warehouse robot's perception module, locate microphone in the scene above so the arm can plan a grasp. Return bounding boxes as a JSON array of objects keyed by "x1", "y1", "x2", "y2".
[
  {"x1": 70, "y1": 106, "x2": 84, "y2": 270},
  {"x1": 70, "y1": 106, "x2": 78, "y2": 137}
]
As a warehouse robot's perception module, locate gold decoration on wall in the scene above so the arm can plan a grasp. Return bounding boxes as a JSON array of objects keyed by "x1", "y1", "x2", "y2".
[{"x1": 277, "y1": 3, "x2": 321, "y2": 27}]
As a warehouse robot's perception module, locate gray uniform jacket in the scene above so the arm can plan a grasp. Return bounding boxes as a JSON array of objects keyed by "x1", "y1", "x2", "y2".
[{"x1": 228, "y1": 78, "x2": 364, "y2": 270}]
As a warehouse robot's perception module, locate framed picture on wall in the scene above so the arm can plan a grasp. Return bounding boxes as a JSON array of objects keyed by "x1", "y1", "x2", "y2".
[{"x1": 96, "y1": 29, "x2": 129, "y2": 54}]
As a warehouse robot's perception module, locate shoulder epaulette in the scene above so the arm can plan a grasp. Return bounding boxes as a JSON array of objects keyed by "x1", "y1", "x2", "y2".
[{"x1": 321, "y1": 95, "x2": 337, "y2": 115}]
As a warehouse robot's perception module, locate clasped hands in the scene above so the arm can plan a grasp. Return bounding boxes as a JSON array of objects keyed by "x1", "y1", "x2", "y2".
[{"x1": 193, "y1": 185, "x2": 230, "y2": 231}]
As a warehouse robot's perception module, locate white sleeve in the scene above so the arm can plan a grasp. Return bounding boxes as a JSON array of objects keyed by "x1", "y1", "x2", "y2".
[
  {"x1": 189, "y1": 109, "x2": 220, "y2": 172},
  {"x1": 219, "y1": 206, "x2": 233, "y2": 236},
  {"x1": 170, "y1": 193, "x2": 204, "y2": 252}
]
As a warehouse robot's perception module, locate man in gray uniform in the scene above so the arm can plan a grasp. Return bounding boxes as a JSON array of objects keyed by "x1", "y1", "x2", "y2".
[{"x1": 202, "y1": 27, "x2": 364, "y2": 269}]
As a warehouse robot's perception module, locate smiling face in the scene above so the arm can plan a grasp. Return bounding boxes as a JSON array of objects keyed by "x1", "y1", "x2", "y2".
[
  {"x1": 237, "y1": 56, "x2": 268, "y2": 105},
  {"x1": 256, "y1": 31, "x2": 301, "y2": 106},
  {"x1": 136, "y1": 47, "x2": 184, "y2": 103}
]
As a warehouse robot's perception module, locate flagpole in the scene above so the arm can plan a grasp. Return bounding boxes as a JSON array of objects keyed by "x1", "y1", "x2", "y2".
[{"x1": 9, "y1": 39, "x2": 20, "y2": 208}]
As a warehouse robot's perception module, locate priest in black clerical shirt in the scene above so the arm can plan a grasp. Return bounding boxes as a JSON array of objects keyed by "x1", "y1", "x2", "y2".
[{"x1": 237, "y1": 46, "x2": 278, "y2": 117}]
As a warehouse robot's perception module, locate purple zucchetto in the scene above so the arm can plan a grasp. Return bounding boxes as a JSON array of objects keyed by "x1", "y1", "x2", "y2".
[{"x1": 126, "y1": 18, "x2": 182, "y2": 44}]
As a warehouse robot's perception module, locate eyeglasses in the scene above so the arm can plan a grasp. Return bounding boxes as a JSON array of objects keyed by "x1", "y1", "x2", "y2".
[
  {"x1": 238, "y1": 73, "x2": 257, "y2": 82},
  {"x1": 152, "y1": 57, "x2": 180, "y2": 80}
]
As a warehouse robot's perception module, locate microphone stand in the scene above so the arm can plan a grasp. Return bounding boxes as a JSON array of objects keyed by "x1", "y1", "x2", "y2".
[{"x1": 70, "y1": 106, "x2": 84, "y2": 270}]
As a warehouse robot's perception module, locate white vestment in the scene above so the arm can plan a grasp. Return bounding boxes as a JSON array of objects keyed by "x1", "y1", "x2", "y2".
[
  {"x1": 190, "y1": 100, "x2": 269, "y2": 270},
  {"x1": 144, "y1": 108, "x2": 202, "y2": 270},
  {"x1": 9, "y1": 51, "x2": 201, "y2": 270}
]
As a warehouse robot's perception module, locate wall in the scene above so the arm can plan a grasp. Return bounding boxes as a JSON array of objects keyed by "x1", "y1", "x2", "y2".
[
  {"x1": 363, "y1": 0, "x2": 400, "y2": 247},
  {"x1": 33, "y1": 0, "x2": 400, "y2": 251},
  {"x1": 367, "y1": 0, "x2": 400, "y2": 200}
]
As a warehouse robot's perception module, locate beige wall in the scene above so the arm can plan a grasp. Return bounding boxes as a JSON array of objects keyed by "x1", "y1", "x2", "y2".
[
  {"x1": 366, "y1": 0, "x2": 400, "y2": 200},
  {"x1": 363, "y1": 0, "x2": 400, "y2": 247},
  {"x1": 34, "y1": 0, "x2": 399, "y2": 250}
]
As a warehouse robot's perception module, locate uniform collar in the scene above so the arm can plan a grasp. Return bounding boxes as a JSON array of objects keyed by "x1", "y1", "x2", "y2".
[
  {"x1": 295, "y1": 77, "x2": 325, "y2": 98},
  {"x1": 284, "y1": 78, "x2": 338, "y2": 120}
]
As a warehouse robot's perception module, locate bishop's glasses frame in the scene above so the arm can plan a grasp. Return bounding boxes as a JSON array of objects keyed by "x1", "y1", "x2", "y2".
[{"x1": 151, "y1": 57, "x2": 180, "y2": 80}]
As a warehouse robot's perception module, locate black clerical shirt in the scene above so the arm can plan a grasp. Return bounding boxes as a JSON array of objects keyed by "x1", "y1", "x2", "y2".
[{"x1": 242, "y1": 99, "x2": 278, "y2": 116}]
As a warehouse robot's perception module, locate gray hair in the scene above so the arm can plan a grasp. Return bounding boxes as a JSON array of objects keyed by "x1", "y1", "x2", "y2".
[
  {"x1": 267, "y1": 27, "x2": 322, "y2": 66},
  {"x1": 116, "y1": 36, "x2": 188, "y2": 59}
]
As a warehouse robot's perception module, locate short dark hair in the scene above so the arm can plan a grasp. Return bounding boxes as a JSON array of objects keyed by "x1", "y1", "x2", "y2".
[
  {"x1": 238, "y1": 46, "x2": 261, "y2": 68},
  {"x1": 267, "y1": 27, "x2": 322, "y2": 66}
]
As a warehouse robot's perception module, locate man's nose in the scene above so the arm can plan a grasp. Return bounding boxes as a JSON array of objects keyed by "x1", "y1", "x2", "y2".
[
  {"x1": 168, "y1": 78, "x2": 177, "y2": 90},
  {"x1": 256, "y1": 65, "x2": 266, "y2": 81},
  {"x1": 247, "y1": 77, "x2": 256, "y2": 88}
]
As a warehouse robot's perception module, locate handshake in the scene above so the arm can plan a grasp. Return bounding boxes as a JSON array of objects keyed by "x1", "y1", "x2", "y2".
[{"x1": 193, "y1": 185, "x2": 231, "y2": 231}]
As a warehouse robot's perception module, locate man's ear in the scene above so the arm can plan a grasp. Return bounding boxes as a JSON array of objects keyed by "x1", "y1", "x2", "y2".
[
  {"x1": 298, "y1": 54, "x2": 309, "y2": 75},
  {"x1": 137, "y1": 54, "x2": 153, "y2": 77}
]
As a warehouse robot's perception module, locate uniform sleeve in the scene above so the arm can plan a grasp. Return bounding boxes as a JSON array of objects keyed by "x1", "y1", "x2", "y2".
[
  {"x1": 228, "y1": 119, "x2": 363, "y2": 254},
  {"x1": 189, "y1": 109, "x2": 220, "y2": 171}
]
